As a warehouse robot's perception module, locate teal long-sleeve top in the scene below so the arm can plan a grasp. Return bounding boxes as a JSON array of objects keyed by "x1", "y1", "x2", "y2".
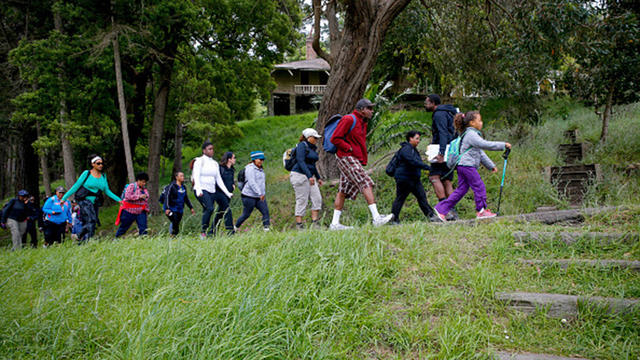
[{"x1": 62, "y1": 170, "x2": 121, "y2": 203}]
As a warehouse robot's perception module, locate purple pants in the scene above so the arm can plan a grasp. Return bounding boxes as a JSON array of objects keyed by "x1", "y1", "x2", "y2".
[{"x1": 435, "y1": 166, "x2": 487, "y2": 214}]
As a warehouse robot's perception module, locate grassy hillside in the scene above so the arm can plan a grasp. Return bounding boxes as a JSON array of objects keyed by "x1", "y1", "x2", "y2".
[{"x1": 1, "y1": 99, "x2": 639, "y2": 358}]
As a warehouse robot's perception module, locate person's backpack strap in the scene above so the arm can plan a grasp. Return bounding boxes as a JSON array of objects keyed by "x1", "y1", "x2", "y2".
[{"x1": 347, "y1": 114, "x2": 357, "y2": 134}]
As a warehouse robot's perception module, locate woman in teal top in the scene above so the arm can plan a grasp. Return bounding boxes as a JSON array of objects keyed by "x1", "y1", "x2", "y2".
[{"x1": 62, "y1": 154, "x2": 121, "y2": 242}]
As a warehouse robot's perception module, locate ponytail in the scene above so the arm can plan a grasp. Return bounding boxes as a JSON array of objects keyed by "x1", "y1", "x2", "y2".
[{"x1": 454, "y1": 111, "x2": 480, "y2": 133}]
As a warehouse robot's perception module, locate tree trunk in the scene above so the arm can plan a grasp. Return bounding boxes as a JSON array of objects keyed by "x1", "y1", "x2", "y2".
[
  {"x1": 600, "y1": 84, "x2": 614, "y2": 143},
  {"x1": 36, "y1": 120, "x2": 52, "y2": 197},
  {"x1": 173, "y1": 121, "x2": 183, "y2": 175},
  {"x1": 54, "y1": 9, "x2": 76, "y2": 188},
  {"x1": 113, "y1": 34, "x2": 135, "y2": 183},
  {"x1": 314, "y1": 0, "x2": 412, "y2": 179},
  {"x1": 147, "y1": 59, "x2": 174, "y2": 213}
]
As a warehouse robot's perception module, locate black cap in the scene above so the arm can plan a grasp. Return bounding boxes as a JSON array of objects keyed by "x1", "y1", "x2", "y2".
[
  {"x1": 355, "y1": 98, "x2": 375, "y2": 110},
  {"x1": 55, "y1": 186, "x2": 66, "y2": 193},
  {"x1": 17, "y1": 189, "x2": 29, "y2": 197}
]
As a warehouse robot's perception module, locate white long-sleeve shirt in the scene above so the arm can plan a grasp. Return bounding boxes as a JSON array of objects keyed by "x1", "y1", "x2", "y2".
[{"x1": 192, "y1": 155, "x2": 232, "y2": 197}]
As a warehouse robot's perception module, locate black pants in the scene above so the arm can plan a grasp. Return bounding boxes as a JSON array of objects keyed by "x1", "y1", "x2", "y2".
[
  {"x1": 167, "y1": 211, "x2": 183, "y2": 236},
  {"x1": 235, "y1": 195, "x2": 270, "y2": 228},
  {"x1": 44, "y1": 221, "x2": 66, "y2": 245},
  {"x1": 391, "y1": 178, "x2": 435, "y2": 222},
  {"x1": 197, "y1": 190, "x2": 233, "y2": 234},
  {"x1": 21, "y1": 219, "x2": 38, "y2": 248}
]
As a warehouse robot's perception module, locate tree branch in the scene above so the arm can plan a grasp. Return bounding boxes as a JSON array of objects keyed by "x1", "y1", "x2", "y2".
[{"x1": 312, "y1": 0, "x2": 332, "y2": 65}]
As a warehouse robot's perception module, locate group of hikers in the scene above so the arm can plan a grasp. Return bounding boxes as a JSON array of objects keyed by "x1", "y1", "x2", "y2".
[{"x1": 1, "y1": 94, "x2": 511, "y2": 250}]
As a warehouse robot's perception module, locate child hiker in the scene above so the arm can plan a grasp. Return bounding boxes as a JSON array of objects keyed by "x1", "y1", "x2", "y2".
[{"x1": 433, "y1": 110, "x2": 511, "y2": 221}]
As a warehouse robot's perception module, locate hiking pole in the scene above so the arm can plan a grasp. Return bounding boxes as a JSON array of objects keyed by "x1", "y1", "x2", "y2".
[{"x1": 496, "y1": 147, "x2": 511, "y2": 216}]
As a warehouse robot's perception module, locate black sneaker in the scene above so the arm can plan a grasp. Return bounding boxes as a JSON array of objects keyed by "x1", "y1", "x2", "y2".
[{"x1": 446, "y1": 208, "x2": 460, "y2": 221}]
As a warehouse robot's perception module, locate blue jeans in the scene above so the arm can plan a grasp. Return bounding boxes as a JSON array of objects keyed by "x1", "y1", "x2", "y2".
[
  {"x1": 115, "y1": 210, "x2": 148, "y2": 237},
  {"x1": 235, "y1": 195, "x2": 270, "y2": 228},
  {"x1": 197, "y1": 190, "x2": 233, "y2": 234}
]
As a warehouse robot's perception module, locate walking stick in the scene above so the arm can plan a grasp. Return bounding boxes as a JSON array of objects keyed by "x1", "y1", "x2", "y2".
[{"x1": 496, "y1": 148, "x2": 511, "y2": 216}]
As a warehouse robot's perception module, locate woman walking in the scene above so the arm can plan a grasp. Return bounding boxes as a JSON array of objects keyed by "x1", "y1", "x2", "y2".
[
  {"x1": 290, "y1": 128, "x2": 323, "y2": 229},
  {"x1": 42, "y1": 186, "x2": 72, "y2": 246},
  {"x1": 1, "y1": 190, "x2": 30, "y2": 251},
  {"x1": 390, "y1": 131, "x2": 436, "y2": 224},
  {"x1": 163, "y1": 171, "x2": 196, "y2": 236},
  {"x1": 235, "y1": 151, "x2": 270, "y2": 232},
  {"x1": 213, "y1": 151, "x2": 236, "y2": 235},
  {"x1": 192, "y1": 141, "x2": 233, "y2": 239},
  {"x1": 62, "y1": 155, "x2": 121, "y2": 242}
]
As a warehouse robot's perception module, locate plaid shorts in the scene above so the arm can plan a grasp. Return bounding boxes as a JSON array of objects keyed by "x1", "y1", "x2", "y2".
[{"x1": 336, "y1": 155, "x2": 375, "y2": 200}]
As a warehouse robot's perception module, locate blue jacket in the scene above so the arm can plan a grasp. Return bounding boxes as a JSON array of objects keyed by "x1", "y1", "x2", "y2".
[
  {"x1": 431, "y1": 104, "x2": 458, "y2": 155},
  {"x1": 394, "y1": 142, "x2": 431, "y2": 181},
  {"x1": 42, "y1": 195, "x2": 72, "y2": 224},
  {"x1": 291, "y1": 141, "x2": 321, "y2": 179},
  {"x1": 163, "y1": 182, "x2": 193, "y2": 213}
]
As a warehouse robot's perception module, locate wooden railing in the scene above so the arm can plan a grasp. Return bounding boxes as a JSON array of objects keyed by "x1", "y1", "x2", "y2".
[{"x1": 294, "y1": 85, "x2": 326, "y2": 95}]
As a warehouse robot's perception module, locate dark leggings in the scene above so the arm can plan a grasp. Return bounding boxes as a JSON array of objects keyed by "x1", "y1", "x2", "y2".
[
  {"x1": 21, "y1": 220, "x2": 38, "y2": 248},
  {"x1": 391, "y1": 178, "x2": 435, "y2": 221},
  {"x1": 235, "y1": 195, "x2": 270, "y2": 228},
  {"x1": 43, "y1": 221, "x2": 66, "y2": 245}
]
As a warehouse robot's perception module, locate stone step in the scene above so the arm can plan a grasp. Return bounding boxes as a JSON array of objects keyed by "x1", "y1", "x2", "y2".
[
  {"x1": 512, "y1": 231, "x2": 639, "y2": 245},
  {"x1": 495, "y1": 351, "x2": 589, "y2": 360},
  {"x1": 558, "y1": 143, "x2": 585, "y2": 164},
  {"x1": 495, "y1": 292, "x2": 640, "y2": 319},
  {"x1": 518, "y1": 259, "x2": 640, "y2": 271}
]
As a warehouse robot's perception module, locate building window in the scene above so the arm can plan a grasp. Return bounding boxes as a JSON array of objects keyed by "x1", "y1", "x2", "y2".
[{"x1": 301, "y1": 71, "x2": 309, "y2": 85}]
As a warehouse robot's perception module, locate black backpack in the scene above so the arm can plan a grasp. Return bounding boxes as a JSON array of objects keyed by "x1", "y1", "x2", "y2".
[
  {"x1": 283, "y1": 142, "x2": 307, "y2": 172},
  {"x1": 157, "y1": 184, "x2": 171, "y2": 205},
  {"x1": 385, "y1": 151, "x2": 400, "y2": 177},
  {"x1": 237, "y1": 168, "x2": 247, "y2": 190}
]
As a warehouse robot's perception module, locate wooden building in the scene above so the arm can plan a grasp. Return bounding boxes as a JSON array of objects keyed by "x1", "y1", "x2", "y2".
[{"x1": 269, "y1": 35, "x2": 330, "y2": 116}]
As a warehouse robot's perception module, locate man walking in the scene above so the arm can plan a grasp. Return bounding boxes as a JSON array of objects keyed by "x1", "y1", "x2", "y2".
[
  {"x1": 329, "y1": 98, "x2": 393, "y2": 230},
  {"x1": 424, "y1": 94, "x2": 459, "y2": 220}
]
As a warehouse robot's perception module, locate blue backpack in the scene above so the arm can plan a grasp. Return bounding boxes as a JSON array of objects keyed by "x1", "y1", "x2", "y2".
[{"x1": 322, "y1": 114, "x2": 357, "y2": 154}]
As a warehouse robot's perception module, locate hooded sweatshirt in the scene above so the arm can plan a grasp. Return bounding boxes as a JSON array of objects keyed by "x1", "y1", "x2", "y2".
[
  {"x1": 394, "y1": 142, "x2": 431, "y2": 181},
  {"x1": 431, "y1": 104, "x2": 458, "y2": 155},
  {"x1": 241, "y1": 163, "x2": 266, "y2": 198}
]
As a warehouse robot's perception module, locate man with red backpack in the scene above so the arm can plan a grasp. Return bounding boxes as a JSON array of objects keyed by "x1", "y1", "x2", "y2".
[{"x1": 329, "y1": 98, "x2": 393, "y2": 230}]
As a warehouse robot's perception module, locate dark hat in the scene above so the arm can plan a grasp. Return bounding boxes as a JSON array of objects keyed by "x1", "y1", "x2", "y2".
[
  {"x1": 55, "y1": 186, "x2": 66, "y2": 193},
  {"x1": 355, "y1": 98, "x2": 375, "y2": 110},
  {"x1": 17, "y1": 189, "x2": 29, "y2": 197}
]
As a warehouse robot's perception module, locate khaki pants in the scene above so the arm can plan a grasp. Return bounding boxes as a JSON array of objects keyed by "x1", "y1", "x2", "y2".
[
  {"x1": 7, "y1": 219, "x2": 27, "y2": 251},
  {"x1": 290, "y1": 171, "x2": 322, "y2": 217}
]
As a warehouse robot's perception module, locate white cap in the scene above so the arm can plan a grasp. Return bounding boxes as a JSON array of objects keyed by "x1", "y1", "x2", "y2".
[{"x1": 302, "y1": 128, "x2": 321, "y2": 139}]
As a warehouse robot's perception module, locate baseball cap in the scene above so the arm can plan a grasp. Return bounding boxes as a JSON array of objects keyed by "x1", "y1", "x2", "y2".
[
  {"x1": 55, "y1": 186, "x2": 66, "y2": 193},
  {"x1": 17, "y1": 189, "x2": 29, "y2": 197},
  {"x1": 302, "y1": 128, "x2": 321, "y2": 139},
  {"x1": 355, "y1": 98, "x2": 375, "y2": 110}
]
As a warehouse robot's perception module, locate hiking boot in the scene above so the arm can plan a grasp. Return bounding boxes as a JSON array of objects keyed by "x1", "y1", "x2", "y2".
[
  {"x1": 373, "y1": 214, "x2": 393, "y2": 227},
  {"x1": 295, "y1": 222, "x2": 304, "y2": 230},
  {"x1": 329, "y1": 223, "x2": 354, "y2": 231},
  {"x1": 433, "y1": 208, "x2": 447, "y2": 222},
  {"x1": 446, "y1": 208, "x2": 460, "y2": 221},
  {"x1": 476, "y1": 208, "x2": 497, "y2": 219},
  {"x1": 311, "y1": 220, "x2": 322, "y2": 230}
]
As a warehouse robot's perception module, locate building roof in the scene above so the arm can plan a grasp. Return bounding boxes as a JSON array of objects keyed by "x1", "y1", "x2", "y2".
[{"x1": 273, "y1": 58, "x2": 330, "y2": 72}]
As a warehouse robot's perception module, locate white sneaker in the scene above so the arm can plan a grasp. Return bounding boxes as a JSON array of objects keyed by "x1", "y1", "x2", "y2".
[
  {"x1": 263, "y1": 227, "x2": 270, "y2": 232},
  {"x1": 372, "y1": 214, "x2": 393, "y2": 227},
  {"x1": 329, "y1": 223, "x2": 354, "y2": 230}
]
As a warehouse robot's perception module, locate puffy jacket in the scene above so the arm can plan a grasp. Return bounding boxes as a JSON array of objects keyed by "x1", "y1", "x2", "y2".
[
  {"x1": 291, "y1": 141, "x2": 321, "y2": 179},
  {"x1": 431, "y1": 104, "x2": 458, "y2": 155},
  {"x1": 394, "y1": 142, "x2": 431, "y2": 181}
]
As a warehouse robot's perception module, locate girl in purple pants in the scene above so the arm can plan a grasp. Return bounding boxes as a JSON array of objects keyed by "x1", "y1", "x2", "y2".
[{"x1": 434, "y1": 111, "x2": 511, "y2": 221}]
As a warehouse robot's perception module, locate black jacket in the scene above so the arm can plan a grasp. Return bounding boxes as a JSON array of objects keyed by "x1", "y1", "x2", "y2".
[
  {"x1": 431, "y1": 104, "x2": 458, "y2": 155},
  {"x1": 1, "y1": 198, "x2": 28, "y2": 223},
  {"x1": 291, "y1": 141, "x2": 321, "y2": 179},
  {"x1": 394, "y1": 142, "x2": 431, "y2": 181},
  {"x1": 217, "y1": 165, "x2": 235, "y2": 193}
]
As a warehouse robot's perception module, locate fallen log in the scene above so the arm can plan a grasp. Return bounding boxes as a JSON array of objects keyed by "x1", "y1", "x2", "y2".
[
  {"x1": 495, "y1": 292, "x2": 640, "y2": 319},
  {"x1": 495, "y1": 352, "x2": 589, "y2": 360},
  {"x1": 436, "y1": 206, "x2": 622, "y2": 226},
  {"x1": 518, "y1": 259, "x2": 640, "y2": 271},
  {"x1": 512, "y1": 231, "x2": 639, "y2": 245}
]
